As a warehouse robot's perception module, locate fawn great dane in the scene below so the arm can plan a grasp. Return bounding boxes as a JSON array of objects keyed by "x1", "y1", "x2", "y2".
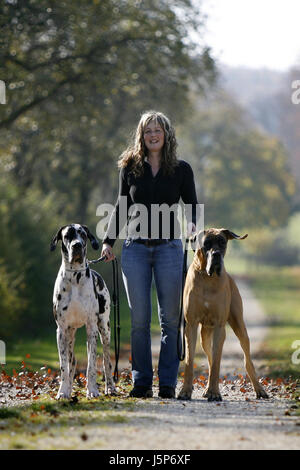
[{"x1": 178, "y1": 228, "x2": 269, "y2": 401}]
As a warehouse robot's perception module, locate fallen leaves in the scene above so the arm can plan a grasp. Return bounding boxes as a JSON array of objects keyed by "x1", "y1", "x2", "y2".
[
  {"x1": 0, "y1": 361, "x2": 133, "y2": 405},
  {"x1": 0, "y1": 359, "x2": 299, "y2": 407},
  {"x1": 192, "y1": 373, "x2": 299, "y2": 401},
  {"x1": 1, "y1": 360, "x2": 62, "y2": 403}
]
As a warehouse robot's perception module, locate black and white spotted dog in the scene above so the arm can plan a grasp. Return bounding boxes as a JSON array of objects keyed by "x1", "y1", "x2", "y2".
[{"x1": 50, "y1": 223, "x2": 116, "y2": 399}]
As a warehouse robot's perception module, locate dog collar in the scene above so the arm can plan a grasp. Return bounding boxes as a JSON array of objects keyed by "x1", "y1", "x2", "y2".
[{"x1": 64, "y1": 265, "x2": 89, "y2": 273}]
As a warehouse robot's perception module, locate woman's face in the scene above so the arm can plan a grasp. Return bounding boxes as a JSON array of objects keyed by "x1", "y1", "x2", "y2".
[{"x1": 143, "y1": 119, "x2": 165, "y2": 155}]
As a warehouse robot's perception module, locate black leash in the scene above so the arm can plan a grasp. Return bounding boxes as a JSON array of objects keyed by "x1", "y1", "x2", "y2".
[
  {"x1": 111, "y1": 257, "x2": 120, "y2": 382},
  {"x1": 177, "y1": 236, "x2": 196, "y2": 361},
  {"x1": 177, "y1": 238, "x2": 189, "y2": 362},
  {"x1": 88, "y1": 255, "x2": 120, "y2": 383}
]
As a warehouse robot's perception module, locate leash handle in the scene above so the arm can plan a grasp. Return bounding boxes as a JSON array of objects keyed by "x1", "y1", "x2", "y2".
[{"x1": 87, "y1": 254, "x2": 107, "y2": 265}]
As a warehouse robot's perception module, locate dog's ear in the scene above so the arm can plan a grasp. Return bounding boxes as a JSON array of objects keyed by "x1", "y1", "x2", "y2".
[
  {"x1": 82, "y1": 225, "x2": 100, "y2": 250},
  {"x1": 50, "y1": 226, "x2": 65, "y2": 251},
  {"x1": 195, "y1": 246, "x2": 207, "y2": 270},
  {"x1": 220, "y1": 229, "x2": 248, "y2": 241},
  {"x1": 192, "y1": 231, "x2": 207, "y2": 271},
  {"x1": 188, "y1": 232, "x2": 198, "y2": 252},
  {"x1": 196, "y1": 230, "x2": 206, "y2": 249}
]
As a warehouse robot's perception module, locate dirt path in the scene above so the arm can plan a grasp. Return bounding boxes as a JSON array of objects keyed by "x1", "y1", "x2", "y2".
[
  {"x1": 111, "y1": 277, "x2": 300, "y2": 450},
  {"x1": 88, "y1": 392, "x2": 299, "y2": 450}
]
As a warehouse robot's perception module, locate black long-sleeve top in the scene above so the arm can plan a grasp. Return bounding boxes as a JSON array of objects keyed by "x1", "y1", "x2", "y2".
[{"x1": 103, "y1": 159, "x2": 199, "y2": 247}]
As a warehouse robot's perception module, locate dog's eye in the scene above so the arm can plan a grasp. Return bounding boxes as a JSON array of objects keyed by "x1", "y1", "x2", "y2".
[
  {"x1": 204, "y1": 241, "x2": 211, "y2": 249},
  {"x1": 78, "y1": 228, "x2": 86, "y2": 238}
]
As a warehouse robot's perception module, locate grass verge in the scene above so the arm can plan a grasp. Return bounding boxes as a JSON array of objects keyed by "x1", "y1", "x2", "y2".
[
  {"x1": 228, "y1": 259, "x2": 300, "y2": 380},
  {"x1": 0, "y1": 381, "x2": 136, "y2": 450}
]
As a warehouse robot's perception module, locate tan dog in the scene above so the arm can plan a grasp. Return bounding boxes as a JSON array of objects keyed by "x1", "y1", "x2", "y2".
[{"x1": 178, "y1": 228, "x2": 269, "y2": 402}]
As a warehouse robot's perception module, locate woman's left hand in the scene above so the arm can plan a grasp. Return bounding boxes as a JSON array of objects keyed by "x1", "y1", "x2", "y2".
[{"x1": 187, "y1": 222, "x2": 196, "y2": 238}]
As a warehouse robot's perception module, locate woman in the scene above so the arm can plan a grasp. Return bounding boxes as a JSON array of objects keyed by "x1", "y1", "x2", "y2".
[{"x1": 101, "y1": 110, "x2": 198, "y2": 398}]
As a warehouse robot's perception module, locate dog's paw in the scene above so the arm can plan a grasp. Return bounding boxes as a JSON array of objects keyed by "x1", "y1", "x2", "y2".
[
  {"x1": 206, "y1": 390, "x2": 222, "y2": 402},
  {"x1": 256, "y1": 388, "x2": 269, "y2": 399},
  {"x1": 105, "y1": 383, "x2": 117, "y2": 396},
  {"x1": 56, "y1": 390, "x2": 71, "y2": 400},
  {"x1": 177, "y1": 388, "x2": 192, "y2": 401},
  {"x1": 87, "y1": 387, "x2": 100, "y2": 399}
]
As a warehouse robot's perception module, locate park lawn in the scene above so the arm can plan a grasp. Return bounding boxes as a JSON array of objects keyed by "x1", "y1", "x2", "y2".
[
  {"x1": 227, "y1": 257, "x2": 300, "y2": 380},
  {"x1": 248, "y1": 266, "x2": 300, "y2": 379},
  {"x1": 3, "y1": 288, "x2": 161, "y2": 376}
]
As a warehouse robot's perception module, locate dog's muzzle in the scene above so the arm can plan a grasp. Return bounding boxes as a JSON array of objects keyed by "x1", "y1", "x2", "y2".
[
  {"x1": 71, "y1": 241, "x2": 84, "y2": 263},
  {"x1": 206, "y1": 251, "x2": 223, "y2": 277}
]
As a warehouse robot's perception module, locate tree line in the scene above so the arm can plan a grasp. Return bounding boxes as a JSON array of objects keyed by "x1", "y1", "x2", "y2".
[{"x1": 0, "y1": 0, "x2": 295, "y2": 341}]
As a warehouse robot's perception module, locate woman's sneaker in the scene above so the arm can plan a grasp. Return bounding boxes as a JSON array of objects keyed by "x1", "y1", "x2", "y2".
[{"x1": 129, "y1": 386, "x2": 153, "y2": 398}]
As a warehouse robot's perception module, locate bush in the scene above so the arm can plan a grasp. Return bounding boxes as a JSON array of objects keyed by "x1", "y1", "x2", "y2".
[
  {"x1": 0, "y1": 175, "x2": 61, "y2": 338},
  {"x1": 0, "y1": 260, "x2": 23, "y2": 340}
]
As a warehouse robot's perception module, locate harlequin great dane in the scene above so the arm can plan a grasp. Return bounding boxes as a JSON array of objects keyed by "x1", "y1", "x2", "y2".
[
  {"x1": 50, "y1": 223, "x2": 116, "y2": 399},
  {"x1": 178, "y1": 228, "x2": 269, "y2": 402}
]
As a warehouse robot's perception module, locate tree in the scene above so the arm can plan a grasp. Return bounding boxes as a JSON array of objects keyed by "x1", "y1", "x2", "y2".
[
  {"x1": 177, "y1": 91, "x2": 296, "y2": 229},
  {"x1": 276, "y1": 66, "x2": 300, "y2": 207},
  {"x1": 1, "y1": 0, "x2": 216, "y2": 220}
]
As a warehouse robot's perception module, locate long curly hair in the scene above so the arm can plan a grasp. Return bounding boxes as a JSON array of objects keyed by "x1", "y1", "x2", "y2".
[{"x1": 118, "y1": 110, "x2": 179, "y2": 176}]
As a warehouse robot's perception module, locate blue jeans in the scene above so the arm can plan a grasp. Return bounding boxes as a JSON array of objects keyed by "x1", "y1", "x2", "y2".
[{"x1": 121, "y1": 238, "x2": 184, "y2": 388}]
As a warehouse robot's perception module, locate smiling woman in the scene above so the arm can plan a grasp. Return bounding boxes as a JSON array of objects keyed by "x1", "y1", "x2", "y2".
[
  {"x1": 116, "y1": 110, "x2": 179, "y2": 179},
  {"x1": 101, "y1": 110, "x2": 199, "y2": 399}
]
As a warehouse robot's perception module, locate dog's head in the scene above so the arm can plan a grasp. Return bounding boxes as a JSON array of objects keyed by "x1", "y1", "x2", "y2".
[
  {"x1": 194, "y1": 228, "x2": 248, "y2": 276},
  {"x1": 50, "y1": 224, "x2": 99, "y2": 264}
]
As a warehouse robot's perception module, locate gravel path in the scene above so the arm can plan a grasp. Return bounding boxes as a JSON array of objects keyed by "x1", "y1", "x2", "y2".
[
  {"x1": 112, "y1": 277, "x2": 300, "y2": 450},
  {"x1": 95, "y1": 390, "x2": 300, "y2": 450}
]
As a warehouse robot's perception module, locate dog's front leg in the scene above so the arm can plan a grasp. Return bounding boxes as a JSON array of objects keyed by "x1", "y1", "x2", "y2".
[
  {"x1": 86, "y1": 325, "x2": 100, "y2": 398},
  {"x1": 67, "y1": 327, "x2": 77, "y2": 393},
  {"x1": 206, "y1": 325, "x2": 226, "y2": 401},
  {"x1": 56, "y1": 326, "x2": 71, "y2": 399},
  {"x1": 98, "y1": 321, "x2": 116, "y2": 395},
  {"x1": 178, "y1": 321, "x2": 198, "y2": 400}
]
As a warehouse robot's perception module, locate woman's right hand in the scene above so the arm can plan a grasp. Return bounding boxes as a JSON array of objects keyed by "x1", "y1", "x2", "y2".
[{"x1": 101, "y1": 243, "x2": 115, "y2": 262}]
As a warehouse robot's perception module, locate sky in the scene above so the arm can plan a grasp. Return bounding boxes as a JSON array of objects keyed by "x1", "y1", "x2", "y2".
[{"x1": 201, "y1": 0, "x2": 300, "y2": 71}]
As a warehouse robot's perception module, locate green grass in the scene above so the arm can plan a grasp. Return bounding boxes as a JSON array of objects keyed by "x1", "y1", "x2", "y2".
[
  {"x1": 0, "y1": 387, "x2": 136, "y2": 450},
  {"x1": 249, "y1": 266, "x2": 300, "y2": 379},
  {"x1": 3, "y1": 287, "x2": 161, "y2": 375},
  {"x1": 228, "y1": 257, "x2": 300, "y2": 379}
]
